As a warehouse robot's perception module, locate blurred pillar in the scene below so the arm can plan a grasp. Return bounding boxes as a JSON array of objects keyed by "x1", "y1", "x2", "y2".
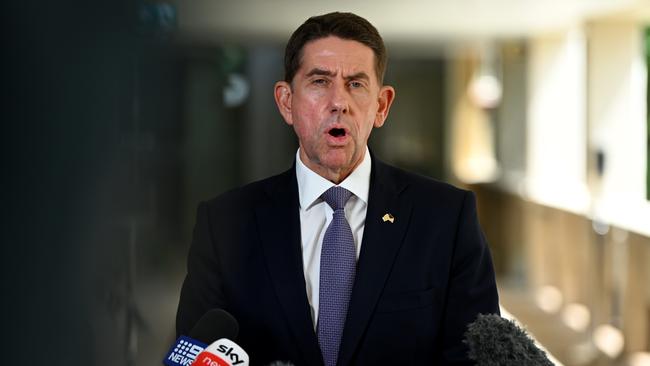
[{"x1": 448, "y1": 51, "x2": 499, "y2": 184}]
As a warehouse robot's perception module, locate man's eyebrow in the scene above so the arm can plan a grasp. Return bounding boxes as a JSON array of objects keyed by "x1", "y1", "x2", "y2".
[
  {"x1": 304, "y1": 69, "x2": 370, "y2": 81},
  {"x1": 344, "y1": 72, "x2": 370, "y2": 81},
  {"x1": 305, "y1": 68, "x2": 335, "y2": 77}
]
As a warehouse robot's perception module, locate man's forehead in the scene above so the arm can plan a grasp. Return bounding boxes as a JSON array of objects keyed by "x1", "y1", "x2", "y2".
[{"x1": 298, "y1": 37, "x2": 376, "y2": 75}]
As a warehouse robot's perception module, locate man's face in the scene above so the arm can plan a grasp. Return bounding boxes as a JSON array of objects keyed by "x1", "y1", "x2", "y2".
[{"x1": 275, "y1": 36, "x2": 395, "y2": 183}]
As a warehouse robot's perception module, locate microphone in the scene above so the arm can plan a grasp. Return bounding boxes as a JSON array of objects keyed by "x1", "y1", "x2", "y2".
[
  {"x1": 164, "y1": 309, "x2": 239, "y2": 366},
  {"x1": 464, "y1": 313, "x2": 554, "y2": 366},
  {"x1": 191, "y1": 338, "x2": 249, "y2": 366}
]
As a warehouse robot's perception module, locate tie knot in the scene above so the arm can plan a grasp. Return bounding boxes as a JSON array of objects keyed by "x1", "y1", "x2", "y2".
[{"x1": 322, "y1": 186, "x2": 353, "y2": 210}]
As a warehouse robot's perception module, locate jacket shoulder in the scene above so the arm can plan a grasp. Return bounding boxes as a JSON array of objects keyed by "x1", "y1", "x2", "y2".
[
  {"x1": 377, "y1": 161, "x2": 470, "y2": 203},
  {"x1": 203, "y1": 168, "x2": 293, "y2": 211}
]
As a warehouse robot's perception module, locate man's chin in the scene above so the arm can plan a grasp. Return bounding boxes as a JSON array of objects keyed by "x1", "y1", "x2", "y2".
[
  {"x1": 319, "y1": 150, "x2": 363, "y2": 173},
  {"x1": 320, "y1": 150, "x2": 350, "y2": 165}
]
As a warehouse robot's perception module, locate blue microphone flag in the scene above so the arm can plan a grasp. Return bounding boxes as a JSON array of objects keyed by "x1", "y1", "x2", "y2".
[{"x1": 163, "y1": 335, "x2": 208, "y2": 366}]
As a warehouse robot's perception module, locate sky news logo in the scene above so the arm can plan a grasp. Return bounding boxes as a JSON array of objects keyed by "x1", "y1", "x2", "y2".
[{"x1": 164, "y1": 336, "x2": 207, "y2": 366}]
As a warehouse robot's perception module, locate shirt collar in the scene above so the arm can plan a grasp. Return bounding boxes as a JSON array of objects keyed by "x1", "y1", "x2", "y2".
[{"x1": 296, "y1": 147, "x2": 371, "y2": 210}]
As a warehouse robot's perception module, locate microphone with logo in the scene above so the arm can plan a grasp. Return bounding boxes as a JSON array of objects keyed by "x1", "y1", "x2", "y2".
[
  {"x1": 464, "y1": 313, "x2": 554, "y2": 366},
  {"x1": 191, "y1": 336, "x2": 249, "y2": 366},
  {"x1": 164, "y1": 309, "x2": 240, "y2": 366}
]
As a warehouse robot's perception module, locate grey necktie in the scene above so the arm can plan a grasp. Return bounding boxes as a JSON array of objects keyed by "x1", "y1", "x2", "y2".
[{"x1": 317, "y1": 186, "x2": 356, "y2": 366}]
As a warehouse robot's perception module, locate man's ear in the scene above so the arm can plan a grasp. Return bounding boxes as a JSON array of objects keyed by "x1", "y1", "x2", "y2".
[
  {"x1": 374, "y1": 85, "x2": 395, "y2": 128},
  {"x1": 274, "y1": 81, "x2": 293, "y2": 125}
]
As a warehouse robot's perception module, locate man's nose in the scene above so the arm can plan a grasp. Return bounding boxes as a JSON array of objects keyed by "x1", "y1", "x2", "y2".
[{"x1": 329, "y1": 81, "x2": 349, "y2": 114}]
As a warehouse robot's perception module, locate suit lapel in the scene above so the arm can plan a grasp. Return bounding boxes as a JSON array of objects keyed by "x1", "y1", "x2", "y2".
[
  {"x1": 338, "y1": 158, "x2": 413, "y2": 366},
  {"x1": 255, "y1": 168, "x2": 324, "y2": 366}
]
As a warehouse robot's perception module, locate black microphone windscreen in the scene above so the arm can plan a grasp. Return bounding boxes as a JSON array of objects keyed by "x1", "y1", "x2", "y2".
[
  {"x1": 189, "y1": 309, "x2": 239, "y2": 344},
  {"x1": 464, "y1": 313, "x2": 554, "y2": 366}
]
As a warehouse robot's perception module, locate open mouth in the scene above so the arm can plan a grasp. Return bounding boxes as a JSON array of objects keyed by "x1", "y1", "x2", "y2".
[{"x1": 328, "y1": 128, "x2": 346, "y2": 137}]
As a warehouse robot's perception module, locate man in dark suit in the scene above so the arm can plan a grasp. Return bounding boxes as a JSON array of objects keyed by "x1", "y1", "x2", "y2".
[{"x1": 176, "y1": 12, "x2": 499, "y2": 365}]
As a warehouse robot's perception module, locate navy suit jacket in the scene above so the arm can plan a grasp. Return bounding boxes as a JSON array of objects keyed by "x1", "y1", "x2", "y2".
[{"x1": 176, "y1": 156, "x2": 499, "y2": 365}]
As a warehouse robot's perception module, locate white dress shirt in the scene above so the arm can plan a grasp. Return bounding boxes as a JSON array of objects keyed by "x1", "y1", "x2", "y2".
[{"x1": 295, "y1": 147, "x2": 371, "y2": 329}]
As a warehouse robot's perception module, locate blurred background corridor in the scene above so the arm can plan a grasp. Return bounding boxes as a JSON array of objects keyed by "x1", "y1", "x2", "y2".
[{"x1": 3, "y1": 0, "x2": 650, "y2": 365}]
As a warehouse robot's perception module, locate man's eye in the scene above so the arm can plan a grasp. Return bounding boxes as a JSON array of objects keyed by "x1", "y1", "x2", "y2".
[
  {"x1": 313, "y1": 79, "x2": 327, "y2": 85},
  {"x1": 349, "y1": 81, "x2": 363, "y2": 88}
]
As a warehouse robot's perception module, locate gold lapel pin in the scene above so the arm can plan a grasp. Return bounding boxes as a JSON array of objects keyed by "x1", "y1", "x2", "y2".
[{"x1": 382, "y1": 213, "x2": 395, "y2": 223}]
